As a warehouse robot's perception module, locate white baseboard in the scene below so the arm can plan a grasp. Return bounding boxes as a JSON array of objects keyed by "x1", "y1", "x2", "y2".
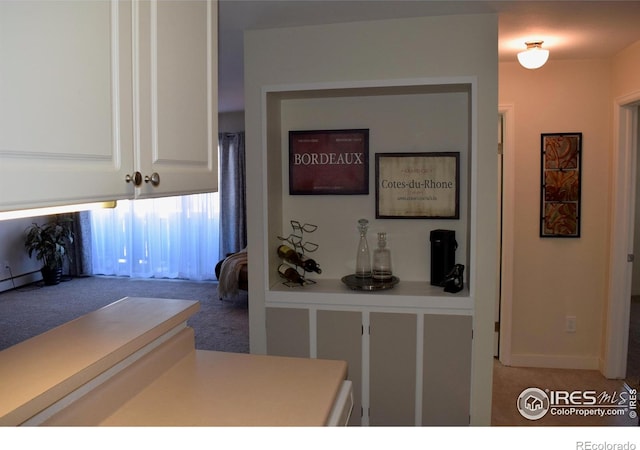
[
  {"x1": 0, "y1": 272, "x2": 42, "y2": 294},
  {"x1": 508, "y1": 353, "x2": 599, "y2": 370}
]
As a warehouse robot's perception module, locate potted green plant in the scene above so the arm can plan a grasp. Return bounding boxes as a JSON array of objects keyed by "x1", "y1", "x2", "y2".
[{"x1": 24, "y1": 218, "x2": 74, "y2": 285}]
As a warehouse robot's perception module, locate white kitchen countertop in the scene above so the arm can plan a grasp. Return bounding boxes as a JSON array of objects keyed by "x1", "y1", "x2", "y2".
[
  {"x1": 0, "y1": 296, "x2": 199, "y2": 426},
  {"x1": 99, "y1": 350, "x2": 348, "y2": 426},
  {"x1": 0, "y1": 296, "x2": 349, "y2": 426}
]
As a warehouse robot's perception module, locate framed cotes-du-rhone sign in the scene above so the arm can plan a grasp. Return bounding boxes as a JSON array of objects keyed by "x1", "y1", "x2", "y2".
[
  {"x1": 540, "y1": 132, "x2": 582, "y2": 238},
  {"x1": 375, "y1": 152, "x2": 460, "y2": 219},
  {"x1": 289, "y1": 129, "x2": 369, "y2": 195}
]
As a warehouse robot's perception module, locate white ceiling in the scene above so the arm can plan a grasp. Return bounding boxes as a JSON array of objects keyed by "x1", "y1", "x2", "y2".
[{"x1": 218, "y1": 0, "x2": 640, "y2": 112}]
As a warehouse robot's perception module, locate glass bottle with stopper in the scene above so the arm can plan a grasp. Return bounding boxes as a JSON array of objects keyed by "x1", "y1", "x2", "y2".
[
  {"x1": 355, "y1": 218, "x2": 371, "y2": 278},
  {"x1": 373, "y1": 232, "x2": 392, "y2": 280}
]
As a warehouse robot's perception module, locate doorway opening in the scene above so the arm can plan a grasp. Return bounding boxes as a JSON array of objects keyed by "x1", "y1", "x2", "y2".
[{"x1": 605, "y1": 96, "x2": 640, "y2": 379}]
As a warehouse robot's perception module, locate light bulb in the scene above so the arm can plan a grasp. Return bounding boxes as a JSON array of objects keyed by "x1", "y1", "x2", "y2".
[{"x1": 517, "y1": 41, "x2": 549, "y2": 70}]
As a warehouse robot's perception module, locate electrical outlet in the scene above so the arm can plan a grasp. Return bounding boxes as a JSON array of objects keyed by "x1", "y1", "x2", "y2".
[{"x1": 566, "y1": 315, "x2": 576, "y2": 333}]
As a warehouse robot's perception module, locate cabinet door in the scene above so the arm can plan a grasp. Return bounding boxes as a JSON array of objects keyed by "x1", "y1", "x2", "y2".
[
  {"x1": 266, "y1": 308, "x2": 309, "y2": 358},
  {"x1": 422, "y1": 314, "x2": 472, "y2": 425},
  {"x1": 369, "y1": 312, "x2": 417, "y2": 426},
  {"x1": 317, "y1": 310, "x2": 362, "y2": 426},
  {"x1": 0, "y1": 1, "x2": 134, "y2": 211},
  {"x1": 135, "y1": 0, "x2": 218, "y2": 199}
]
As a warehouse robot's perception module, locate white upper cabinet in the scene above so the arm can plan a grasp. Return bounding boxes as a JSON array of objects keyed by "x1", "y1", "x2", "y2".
[
  {"x1": 0, "y1": 0, "x2": 217, "y2": 211},
  {"x1": 134, "y1": 0, "x2": 218, "y2": 199}
]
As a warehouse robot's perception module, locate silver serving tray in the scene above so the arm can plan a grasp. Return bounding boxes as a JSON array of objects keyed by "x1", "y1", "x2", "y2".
[{"x1": 341, "y1": 274, "x2": 399, "y2": 291}]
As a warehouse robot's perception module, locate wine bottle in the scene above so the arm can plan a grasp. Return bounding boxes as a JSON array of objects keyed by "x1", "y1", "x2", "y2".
[
  {"x1": 278, "y1": 264, "x2": 305, "y2": 285},
  {"x1": 277, "y1": 244, "x2": 322, "y2": 274}
]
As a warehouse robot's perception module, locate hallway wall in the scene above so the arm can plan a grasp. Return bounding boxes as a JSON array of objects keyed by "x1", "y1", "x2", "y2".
[{"x1": 499, "y1": 58, "x2": 611, "y2": 369}]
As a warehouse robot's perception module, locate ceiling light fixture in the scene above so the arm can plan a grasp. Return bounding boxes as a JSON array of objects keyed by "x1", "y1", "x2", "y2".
[{"x1": 517, "y1": 41, "x2": 549, "y2": 70}]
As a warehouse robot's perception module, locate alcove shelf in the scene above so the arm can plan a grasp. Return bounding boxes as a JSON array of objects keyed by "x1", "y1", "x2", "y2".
[
  {"x1": 261, "y1": 77, "x2": 477, "y2": 302},
  {"x1": 266, "y1": 279, "x2": 472, "y2": 313}
]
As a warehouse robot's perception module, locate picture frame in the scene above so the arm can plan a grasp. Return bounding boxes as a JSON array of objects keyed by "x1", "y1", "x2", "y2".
[
  {"x1": 540, "y1": 132, "x2": 582, "y2": 238},
  {"x1": 375, "y1": 152, "x2": 460, "y2": 219},
  {"x1": 289, "y1": 129, "x2": 369, "y2": 195}
]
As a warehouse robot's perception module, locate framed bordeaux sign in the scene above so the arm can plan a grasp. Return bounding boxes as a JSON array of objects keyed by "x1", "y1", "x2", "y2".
[
  {"x1": 289, "y1": 129, "x2": 369, "y2": 195},
  {"x1": 375, "y1": 152, "x2": 460, "y2": 219}
]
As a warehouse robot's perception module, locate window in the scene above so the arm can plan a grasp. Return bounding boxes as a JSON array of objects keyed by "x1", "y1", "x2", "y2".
[{"x1": 90, "y1": 192, "x2": 220, "y2": 280}]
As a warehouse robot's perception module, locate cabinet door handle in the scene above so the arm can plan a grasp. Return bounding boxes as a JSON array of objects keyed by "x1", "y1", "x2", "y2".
[
  {"x1": 125, "y1": 171, "x2": 143, "y2": 186},
  {"x1": 144, "y1": 172, "x2": 160, "y2": 187}
]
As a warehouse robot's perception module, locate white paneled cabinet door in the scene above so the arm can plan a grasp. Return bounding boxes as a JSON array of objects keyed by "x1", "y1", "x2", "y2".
[
  {"x1": 316, "y1": 310, "x2": 363, "y2": 426},
  {"x1": 369, "y1": 312, "x2": 417, "y2": 426},
  {"x1": 0, "y1": 0, "x2": 218, "y2": 212},
  {"x1": 422, "y1": 314, "x2": 472, "y2": 425},
  {"x1": 134, "y1": 0, "x2": 218, "y2": 199},
  {"x1": 0, "y1": 1, "x2": 134, "y2": 211}
]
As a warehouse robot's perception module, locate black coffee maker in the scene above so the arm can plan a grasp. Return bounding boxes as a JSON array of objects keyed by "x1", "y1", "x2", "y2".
[
  {"x1": 429, "y1": 229, "x2": 464, "y2": 293},
  {"x1": 429, "y1": 229, "x2": 457, "y2": 287}
]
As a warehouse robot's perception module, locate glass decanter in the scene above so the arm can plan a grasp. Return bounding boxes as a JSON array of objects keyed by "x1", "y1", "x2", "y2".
[
  {"x1": 373, "y1": 232, "x2": 392, "y2": 280},
  {"x1": 355, "y1": 218, "x2": 372, "y2": 278}
]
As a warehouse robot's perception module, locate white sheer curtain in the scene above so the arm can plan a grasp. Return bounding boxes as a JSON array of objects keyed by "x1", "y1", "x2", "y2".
[{"x1": 90, "y1": 192, "x2": 220, "y2": 280}]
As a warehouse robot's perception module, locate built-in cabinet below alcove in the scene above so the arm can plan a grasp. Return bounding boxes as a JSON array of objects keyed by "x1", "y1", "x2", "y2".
[{"x1": 260, "y1": 77, "x2": 479, "y2": 425}]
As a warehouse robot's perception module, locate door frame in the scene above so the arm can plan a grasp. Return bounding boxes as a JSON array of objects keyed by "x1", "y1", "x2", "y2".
[
  {"x1": 604, "y1": 91, "x2": 640, "y2": 378},
  {"x1": 498, "y1": 104, "x2": 515, "y2": 366}
]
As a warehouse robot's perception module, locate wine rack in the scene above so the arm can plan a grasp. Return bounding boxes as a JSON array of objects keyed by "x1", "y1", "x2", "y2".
[{"x1": 276, "y1": 220, "x2": 319, "y2": 286}]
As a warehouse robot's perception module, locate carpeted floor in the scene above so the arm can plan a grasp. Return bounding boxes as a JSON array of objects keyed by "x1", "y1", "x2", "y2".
[{"x1": 0, "y1": 276, "x2": 249, "y2": 353}]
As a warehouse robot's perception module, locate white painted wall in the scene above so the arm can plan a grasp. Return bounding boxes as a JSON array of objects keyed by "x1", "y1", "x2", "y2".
[
  {"x1": 612, "y1": 41, "x2": 640, "y2": 98},
  {"x1": 0, "y1": 216, "x2": 50, "y2": 292}
]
